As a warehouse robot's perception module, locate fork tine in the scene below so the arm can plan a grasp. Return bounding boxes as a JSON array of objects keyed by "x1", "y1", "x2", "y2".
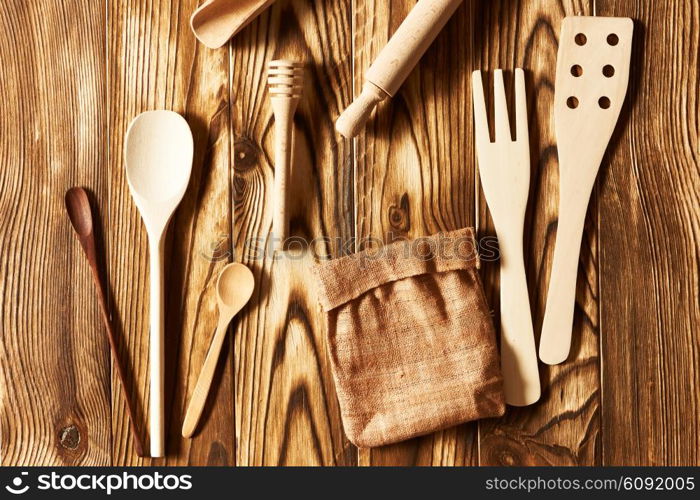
[
  {"x1": 493, "y1": 69, "x2": 512, "y2": 141},
  {"x1": 514, "y1": 68, "x2": 529, "y2": 142},
  {"x1": 471, "y1": 71, "x2": 490, "y2": 147}
]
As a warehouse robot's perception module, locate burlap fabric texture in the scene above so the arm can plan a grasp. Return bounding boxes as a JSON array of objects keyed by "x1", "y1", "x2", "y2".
[{"x1": 314, "y1": 227, "x2": 505, "y2": 448}]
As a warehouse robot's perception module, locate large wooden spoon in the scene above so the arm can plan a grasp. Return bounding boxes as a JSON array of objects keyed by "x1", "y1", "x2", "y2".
[
  {"x1": 125, "y1": 110, "x2": 193, "y2": 457},
  {"x1": 182, "y1": 263, "x2": 254, "y2": 438},
  {"x1": 65, "y1": 187, "x2": 145, "y2": 457},
  {"x1": 190, "y1": 0, "x2": 276, "y2": 49}
]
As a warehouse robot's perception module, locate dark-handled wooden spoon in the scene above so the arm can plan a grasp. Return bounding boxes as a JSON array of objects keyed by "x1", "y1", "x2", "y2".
[{"x1": 65, "y1": 187, "x2": 145, "y2": 457}]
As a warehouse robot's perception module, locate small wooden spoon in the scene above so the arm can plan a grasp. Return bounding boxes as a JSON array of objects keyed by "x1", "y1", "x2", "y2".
[
  {"x1": 65, "y1": 187, "x2": 145, "y2": 457},
  {"x1": 190, "y1": 0, "x2": 276, "y2": 49},
  {"x1": 182, "y1": 263, "x2": 254, "y2": 438}
]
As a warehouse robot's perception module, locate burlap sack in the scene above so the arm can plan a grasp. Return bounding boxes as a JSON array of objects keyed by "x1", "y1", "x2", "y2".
[{"x1": 314, "y1": 228, "x2": 505, "y2": 448}]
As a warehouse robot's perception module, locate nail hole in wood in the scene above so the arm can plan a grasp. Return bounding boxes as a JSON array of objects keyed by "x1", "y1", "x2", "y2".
[
  {"x1": 607, "y1": 33, "x2": 619, "y2": 46},
  {"x1": 59, "y1": 425, "x2": 81, "y2": 450},
  {"x1": 575, "y1": 33, "x2": 587, "y2": 46},
  {"x1": 603, "y1": 65, "x2": 615, "y2": 77},
  {"x1": 571, "y1": 65, "x2": 583, "y2": 77},
  {"x1": 599, "y1": 96, "x2": 611, "y2": 109},
  {"x1": 567, "y1": 96, "x2": 579, "y2": 109}
]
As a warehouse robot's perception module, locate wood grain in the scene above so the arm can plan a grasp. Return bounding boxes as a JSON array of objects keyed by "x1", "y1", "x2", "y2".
[
  {"x1": 596, "y1": 0, "x2": 700, "y2": 465},
  {"x1": 0, "y1": 0, "x2": 111, "y2": 465},
  {"x1": 475, "y1": 0, "x2": 602, "y2": 466},
  {"x1": 108, "y1": 0, "x2": 235, "y2": 464},
  {"x1": 353, "y1": 0, "x2": 479, "y2": 466},
  {"x1": 0, "y1": 0, "x2": 698, "y2": 466},
  {"x1": 230, "y1": 0, "x2": 355, "y2": 465}
]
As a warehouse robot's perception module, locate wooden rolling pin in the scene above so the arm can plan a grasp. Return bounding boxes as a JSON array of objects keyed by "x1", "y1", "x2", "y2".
[{"x1": 335, "y1": 0, "x2": 464, "y2": 138}]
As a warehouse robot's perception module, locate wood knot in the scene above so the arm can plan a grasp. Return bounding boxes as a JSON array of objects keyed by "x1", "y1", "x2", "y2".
[
  {"x1": 233, "y1": 137, "x2": 261, "y2": 172},
  {"x1": 59, "y1": 425, "x2": 81, "y2": 450},
  {"x1": 388, "y1": 193, "x2": 410, "y2": 234},
  {"x1": 499, "y1": 449, "x2": 516, "y2": 466},
  {"x1": 482, "y1": 438, "x2": 539, "y2": 466}
]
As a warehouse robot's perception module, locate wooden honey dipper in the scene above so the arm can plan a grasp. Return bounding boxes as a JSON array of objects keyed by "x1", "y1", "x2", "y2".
[{"x1": 267, "y1": 60, "x2": 304, "y2": 250}]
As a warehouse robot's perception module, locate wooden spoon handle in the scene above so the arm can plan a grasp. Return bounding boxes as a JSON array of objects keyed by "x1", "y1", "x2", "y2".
[
  {"x1": 539, "y1": 194, "x2": 589, "y2": 365},
  {"x1": 498, "y1": 238, "x2": 541, "y2": 406},
  {"x1": 182, "y1": 317, "x2": 230, "y2": 438},
  {"x1": 88, "y1": 266, "x2": 145, "y2": 457},
  {"x1": 148, "y1": 235, "x2": 166, "y2": 457}
]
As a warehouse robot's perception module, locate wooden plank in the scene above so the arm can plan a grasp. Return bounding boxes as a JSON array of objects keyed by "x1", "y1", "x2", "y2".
[
  {"x1": 1, "y1": 0, "x2": 695, "y2": 468},
  {"x1": 108, "y1": 0, "x2": 235, "y2": 464},
  {"x1": 230, "y1": 0, "x2": 355, "y2": 465},
  {"x1": 353, "y1": 0, "x2": 479, "y2": 466},
  {"x1": 0, "y1": 0, "x2": 111, "y2": 465},
  {"x1": 475, "y1": 0, "x2": 602, "y2": 465},
  {"x1": 596, "y1": 0, "x2": 700, "y2": 465}
]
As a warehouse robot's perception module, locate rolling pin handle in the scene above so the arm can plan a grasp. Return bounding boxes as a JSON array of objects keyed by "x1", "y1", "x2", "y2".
[{"x1": 335, "y1": 82, "x2": 389, "y2": 138}]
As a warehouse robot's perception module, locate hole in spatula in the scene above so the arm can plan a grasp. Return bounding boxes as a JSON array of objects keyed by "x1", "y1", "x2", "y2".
[
  {"x1": 571, "y1": 65, "x2": 583, "y2": 77},
  {"x1": 567, "y1": 96, "x2": 579, "y2": 109},
  {"x1": 599, "y1": 97, "x2": 611, "y2": 109},
  {"x1": 575, "y1": 33, "x2": 587, "y2": 46},
  {"x1": 607, "y1": 34, "x2": 619, "y2": 46},
  {"x1": 603, "y1": 65, "x2": 615, "y2": 77}
]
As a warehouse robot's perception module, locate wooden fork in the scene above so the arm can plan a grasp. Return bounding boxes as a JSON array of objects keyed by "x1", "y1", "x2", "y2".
[{"x1": 472, "y1": 69, "x2": 541, "y2": 406}]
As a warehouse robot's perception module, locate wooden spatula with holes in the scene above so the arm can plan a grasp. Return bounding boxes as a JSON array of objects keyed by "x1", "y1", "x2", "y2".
[{"x1": 539, "y1": 17, "x2": 633, "y2": 365}]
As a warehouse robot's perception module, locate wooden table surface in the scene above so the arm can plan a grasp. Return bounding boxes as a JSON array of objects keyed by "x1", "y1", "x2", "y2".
[{"x1": 1, "y1": 0, "x2": 698, "y2": 466}]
